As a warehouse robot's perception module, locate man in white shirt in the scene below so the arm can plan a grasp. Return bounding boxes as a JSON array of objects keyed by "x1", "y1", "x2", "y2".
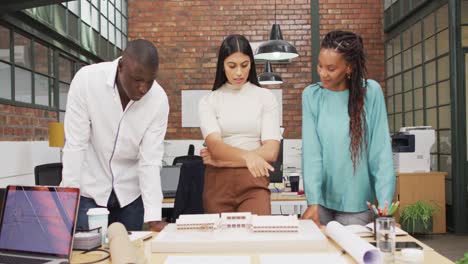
[{"x1": 61, "y1": 39, "x2": 169, "y2": 231}]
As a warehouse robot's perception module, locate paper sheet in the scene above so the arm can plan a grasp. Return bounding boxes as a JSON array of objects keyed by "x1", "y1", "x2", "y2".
[
  {"x1": 326, "y1": 221, "x2": 382, "y2": 264},
  {"x1": 165, "y1": 255, "x2": 250, "y2": 264},
  {"x1": 128, "y1": 231, "x2": 154, "y2": 241},
  {"x1": 259, "y1": 253, "x2": 348, "y2": 264}
]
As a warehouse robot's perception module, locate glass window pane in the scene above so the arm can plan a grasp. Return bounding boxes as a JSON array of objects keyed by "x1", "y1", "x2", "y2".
[
  {"x1": 431, "y1": 154, "x2": 439, "y2": 171},
  {"x1": 463, "y1": 26, "x2": 468, "y2": 47},
  {"x1": 14, "y1": 33, "x2": 31, "y2": 68},
  {"x1": 439, "y1": 105, "x2": 451, "y2": 129},
  {"x1": 402, "y1": 29, "x2": 411, "y2": 50},
  {"x1": 100, "y1": 0, "x2": 108, "y2": 17},
  {"x1": 0, "y1": 62, "x2": 11, "y2": 99},
  {"x1": 424, "y1": 36, "x2": 435, "y2": 61},
  {"x1": 403, "y1": 71, "x2": 412, "y2": 91},
  {"x1": 116, "y1": 0, "x2": 121, "y2": 10},
  {"x1": 414, "y1": 88, "x2": 423, "y2": 109},
  {"x1": 395, "y1": 113, "x2": 403, "y2": 130},
  {"x1": 68, "y1": 13, "x2": 79, "y2": 40},
  {"x1": 122, "y1": 37, "x2": 127, "y2": 50},
  {"x1": 423, "y1": 13, "x2": 435, "y2": 39},
  {"x1": 436, "y1": 4, "x2": 448, "y2": 32},
  {"x1": 437, "y1": 56, "x2": 450, "y2": 81},
  {"x1": 425, "y1": 61, "x2": 436, "y2": 85},
  {"x1": 116, "y1": 11, "x2": 122, "y2": 30},
  {"x1": 394, "y1": 36, "x2": 401, "y2": 54},
  {"x1": 14, "y1": 67, "x2": 32, "y2": 103},
  {"x1": 403, "y1": 49, "x2": 412, "y2": 71},
  {"x1": 116, "y1": 30, "x2": 122, "y2": 49},
  {"x1": 394, "y1": 53, "x2": 401, "y2": 74},
  {"x1": 101, "y1": 16, "x2": 108, "y2": 39},
  {"x1": 411, "y1": 22, "x2": 422, "y2": 44},
  {"x1": 109, "y1": 24, "x2": 115, "y2": 44},
  {"x1": 81, "y1": 0, "x2": 91, "y2": 25},
  {"x1": 109, "y1": 4, "x2": 115, "y2": 25},
  {"x1": 388, "y1": 114, "x2": 394, "y2": 133},
  {"x1": 92, "y1": 0, "x2": 99, "y2": 7},
  {"x1": 426, "y1": 84, "x2": 437, "y2": 108},
  {"x1": 0, "y1": 26, "x2": 10, "y2": 62},
  {"x1": 59, "y1": 56, "x2": 73, "y2": 83},
  {"x1": 34, "y1": 42, "x2": 48, "y2": 75},
  {"x1": 387, "y1": 96, "x2": 394, "y2": 114},
  {"x1": 437, "y1": 29, "x2": 449, "y2": 56},
  {"x1": 432, "y1": 131, "x2": 438, "y2": 152},
  {"x1": 404, "y1": 90, "x2": 413, "y2": 111},
  {"x1": 415, "y1": 110, "x2": 424, "y2": 126},
  {"x1": 92, "y1": 7, "x2": 99, "y2": 30},
  {"x1": 50, "y1": 51, "x2": 54, "y2": 77},
  {"x1": 386, "y1": 41, "x2": 393, "y2": 59},
  {"x1": 394, "y1": 74, "x2": 402, "y2": 94},
  {"x1": 439, "y1": 155, "x2": 451, "y2": 176},
  {"x1": 439, "y1": 130, "x2": 451, "y2": 154},
  {"x1": 34, "y1": 74, "x2": 49, "y2": 106},
  {"x1": 427, "y1": 107, "x2": 437, "y2": 129},
  {"x1": 395, "y1": 93, "x2": 402, "y2": 113},
  {"x1": 413, "y1": 43, "x2": 422, "y2": 66},
  {"x1": 122, "y1": 0, "x2": 127, "y2": 17},
  {"x1": 439, "y1": 80, "x2": 450, "y2": 105},
  {"x1": 59, "y1": 82, "x2": 69, "y2": 110},
  {"x1": 386, "y1": 58, "x2": 393, "y2": 76},
  {"x1": 405, "y1": 111, "x2": 413, "y2": 126},
  {"x1": 68, "y1": 0, "x2": 79, "y2": 15},
  {"x1": 122, "y1": 17, "x2": 127, "y2": 34},
  {"x1": 414, "y1": 66, "x2": 422, "y2": 88},
  {"x1": 386, "y1": 77, "x2": 393, "y2": 96}
]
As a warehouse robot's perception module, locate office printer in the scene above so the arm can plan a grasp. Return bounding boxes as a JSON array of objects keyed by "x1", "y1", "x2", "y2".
[{"x1": 392, "y1": 126, "x2": 435, "y2": 173}]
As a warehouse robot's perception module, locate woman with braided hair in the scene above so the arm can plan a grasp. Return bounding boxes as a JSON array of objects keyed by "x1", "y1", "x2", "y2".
[{"x1": 301, "y1": 30, "x2": 395, "y2": 226}]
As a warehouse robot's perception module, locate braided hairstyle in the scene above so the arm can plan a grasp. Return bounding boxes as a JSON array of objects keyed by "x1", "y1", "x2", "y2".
[{"x1": 321, "y1": 30, "x2": 368, "y2": 172}]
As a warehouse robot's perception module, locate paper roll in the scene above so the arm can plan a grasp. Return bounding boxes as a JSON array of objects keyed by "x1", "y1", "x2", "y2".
[
  {"x1": 326, "y1": 221, "x2": 382, "y2": 264},
  {"x1": 108, "y1": 222, "x2": 138, "y2": 264}
]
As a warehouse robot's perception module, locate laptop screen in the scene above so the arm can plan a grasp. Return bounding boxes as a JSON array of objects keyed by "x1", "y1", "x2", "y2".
[
  {"x1": 161, "y1": 165, "x2": 181, "y2": 194},
  {"x1": 0, "y1": 186, "x2": 80, "y2": 258}
]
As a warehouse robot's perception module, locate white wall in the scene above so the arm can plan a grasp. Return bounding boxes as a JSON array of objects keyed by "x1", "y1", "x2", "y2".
[{"x1": 0, "y1": 141, "x2": 60, "y2": 187}]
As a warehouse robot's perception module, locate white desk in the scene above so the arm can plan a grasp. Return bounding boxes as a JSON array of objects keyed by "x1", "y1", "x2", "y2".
[{"x1": 162, "y1": 193, "x2": 308, "y2": 215}]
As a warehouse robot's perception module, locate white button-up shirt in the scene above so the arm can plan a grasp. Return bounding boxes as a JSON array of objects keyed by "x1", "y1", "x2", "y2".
[{"x1": 61, "y1": 58, "x2": 169, "y2": 222}]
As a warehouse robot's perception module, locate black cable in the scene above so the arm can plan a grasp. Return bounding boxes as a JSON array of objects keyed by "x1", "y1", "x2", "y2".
[{"x1": 70, "y1": 248, "x2": 110, "y2": 264}]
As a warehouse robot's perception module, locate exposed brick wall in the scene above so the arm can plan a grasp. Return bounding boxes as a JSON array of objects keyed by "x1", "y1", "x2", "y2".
[
  {"x1": 134, "y1": 0, "x2": 385, "y2": 140},
  {"x1": 319, "y1": 0, "x2": 385, "y2": 88},
  {"x1": 0, "y1": 104, "x2": 57, "y2": 141},
  {"x1": 128, "y1": 0, "x2": 313, "y2": 139}
]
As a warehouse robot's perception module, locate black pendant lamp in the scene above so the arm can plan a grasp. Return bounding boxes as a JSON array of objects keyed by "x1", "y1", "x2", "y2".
[
  {"x1": 258, "y1": 61, "x2": 283, "y2": 85},
  {"x1": 255, "y1": 24, "x2": 299, "y2": 61},
  {"x1": 254, "y1": 0, "x2": 299, "y2": 61}
]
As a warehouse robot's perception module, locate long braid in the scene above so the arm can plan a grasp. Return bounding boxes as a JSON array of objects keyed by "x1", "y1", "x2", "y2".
[{"x1": 321, "y1": 30, "x2": 368, "y2": 173}]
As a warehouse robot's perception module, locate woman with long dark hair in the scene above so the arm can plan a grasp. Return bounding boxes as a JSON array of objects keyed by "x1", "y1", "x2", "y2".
[
  {"x1": 198, "y1": 34, "x2": 281, "y2": 214},
  {"x1": 301, "y1": 30, "x2": 395, "y2": 226}
]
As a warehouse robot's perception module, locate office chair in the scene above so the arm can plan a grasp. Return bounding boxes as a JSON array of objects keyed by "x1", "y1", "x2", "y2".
[
  {"x1": 34, "y1": 163, "x2": 63, "y2": 186},
  {"x1": 172, "y1": 144, "x2": 202, "y2": 165}
]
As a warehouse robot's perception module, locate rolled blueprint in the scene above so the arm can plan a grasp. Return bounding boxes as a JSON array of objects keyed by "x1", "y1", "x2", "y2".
[
  {"x1": 326, "y1": 221, "x2": 382, "y2": 264},
  {"x1": 108, "y1": 222, "x2": 138, "y2": 264}
]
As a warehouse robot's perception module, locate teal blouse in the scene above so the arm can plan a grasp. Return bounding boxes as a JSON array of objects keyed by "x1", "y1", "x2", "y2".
[{"x1": 302, "y1": 79, "x2": 395, "y2": 212}]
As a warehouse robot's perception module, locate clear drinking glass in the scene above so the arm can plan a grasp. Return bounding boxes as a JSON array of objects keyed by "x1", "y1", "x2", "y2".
[{"x1": 376, "y1": 216, "x2": 396, "y2": 263}]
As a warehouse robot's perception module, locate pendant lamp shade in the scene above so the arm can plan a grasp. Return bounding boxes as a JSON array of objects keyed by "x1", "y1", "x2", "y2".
[
  {"x1": 258, "y1": 61, "x2": 283, "y2": 85},
  {"x1": 254, "y1": 24, "x2": 299, "y2": 61}
]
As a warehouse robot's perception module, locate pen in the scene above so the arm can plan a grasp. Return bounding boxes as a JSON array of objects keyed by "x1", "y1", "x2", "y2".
[{"x1": 143, "y1": 235, "x2": 154, "y2": 242}]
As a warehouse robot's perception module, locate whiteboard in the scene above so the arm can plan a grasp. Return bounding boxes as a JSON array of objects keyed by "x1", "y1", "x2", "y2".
[{"x1": 181, "y1": 89, "x2": 283, "y2": 127}]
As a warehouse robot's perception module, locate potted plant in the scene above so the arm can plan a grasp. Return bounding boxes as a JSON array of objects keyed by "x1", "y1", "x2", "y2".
[
  {"x1": 400, "y1": 200, "x2": 440, "y2": 234},
  {"x1": 456, "y1": 252, "x2": 468, "y2": 264}
]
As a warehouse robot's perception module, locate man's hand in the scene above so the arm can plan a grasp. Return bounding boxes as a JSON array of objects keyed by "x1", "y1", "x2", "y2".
[
  {"x1": 147, "y1": 221, "x2": 168, "y2": 232},
  {"x1": 301, "y1": 205, "x2": 322, "y2": 227},
  {"x1": 242, "y1": 152, "x2": 274, "y2": 178}
]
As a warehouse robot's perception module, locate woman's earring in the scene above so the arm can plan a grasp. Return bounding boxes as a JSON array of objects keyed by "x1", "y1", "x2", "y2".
[{"x1": 347, "y1": 73, "x2": 351, "y2": 80}]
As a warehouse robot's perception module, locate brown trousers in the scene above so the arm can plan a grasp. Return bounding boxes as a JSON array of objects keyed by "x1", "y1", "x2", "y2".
[{"x1": 203, "y1": 166, "x2": 271, "y2": 215}]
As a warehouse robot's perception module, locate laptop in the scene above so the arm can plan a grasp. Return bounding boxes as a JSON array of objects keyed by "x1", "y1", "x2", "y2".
[
  {"x1": 161, "y1": 165, "x2": 182, "y2": 198},
  {"x1": 0, "y1": 185, "x2": 80, "y2": 264}
]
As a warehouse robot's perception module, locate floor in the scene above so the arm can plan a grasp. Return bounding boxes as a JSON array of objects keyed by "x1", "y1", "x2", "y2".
[{"x1": 418, "y1": 233, "x2": 468, "y2": 262}]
